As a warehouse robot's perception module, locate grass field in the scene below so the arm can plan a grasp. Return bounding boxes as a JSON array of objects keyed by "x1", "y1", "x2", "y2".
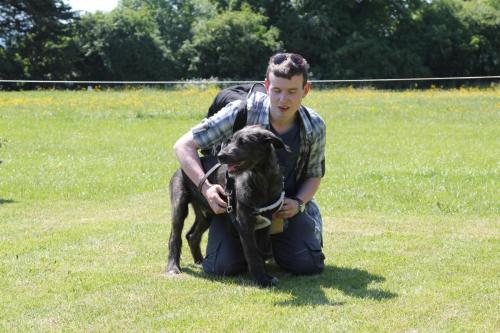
[{"x1": 0, "y1": 87, "x2": 499, "y2": 332}]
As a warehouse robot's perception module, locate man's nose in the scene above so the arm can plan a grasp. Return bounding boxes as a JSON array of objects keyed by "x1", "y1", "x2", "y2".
[{"x1": 278, "y1": 92, "x2": 288, "y2": 102}]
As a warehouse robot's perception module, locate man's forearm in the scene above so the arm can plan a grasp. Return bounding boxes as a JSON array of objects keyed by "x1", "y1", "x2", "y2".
[
  {"x1": 295, "y1": 177, "x2": 321, "y2": 204},
  {"x1": 173, "y1": 131, "x2": 227, "y2": 214},
  {"x1": 173, "y1": 131, "x2": 210, "y2": 192}
]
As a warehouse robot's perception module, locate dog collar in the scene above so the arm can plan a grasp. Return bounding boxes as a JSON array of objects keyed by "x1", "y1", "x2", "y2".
[
  {"x1": 254, "y1": 191, "x2": 285, "y2": 215},
  {"x1": 224, "y1": 173, "x2": 284, "y2": 219}
]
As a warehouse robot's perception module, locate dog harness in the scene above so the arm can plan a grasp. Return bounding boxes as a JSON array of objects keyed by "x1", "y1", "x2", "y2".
[
  {"x1": 224, "y1": 171, "x2": 285, "y2": 230},
  {"x1": 198, "y1": 163, "x2": 285, "y2": 230}
]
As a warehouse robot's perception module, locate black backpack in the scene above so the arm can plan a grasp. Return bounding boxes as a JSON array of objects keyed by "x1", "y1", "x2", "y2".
[
  {"x1": 207, "y1": 83, "x2": 266, "y2": 131},
  {"x1": 201, "y1": 83, "x2": 266, "y2": 157}
]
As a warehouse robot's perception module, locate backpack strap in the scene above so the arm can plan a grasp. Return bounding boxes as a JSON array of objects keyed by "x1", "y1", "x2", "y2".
[
  {"x1": 232, "y1": 82, "x2": 265, "y2": 133},
  {"x1": 201, "y1": 83, "x2": 265, "y2": 157},
  {"x1": 232, "y1": 101, "x2": 247, "y2": 133}
]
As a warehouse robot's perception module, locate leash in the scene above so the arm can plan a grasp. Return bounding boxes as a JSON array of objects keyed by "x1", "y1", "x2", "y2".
[{"x1": 197, "y1": 162, "x2": 222, "y2": 193}]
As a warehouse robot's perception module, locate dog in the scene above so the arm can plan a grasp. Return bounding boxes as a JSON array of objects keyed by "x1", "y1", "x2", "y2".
[{"x1": 166, "y1": 125, "x2": 289, "y2": 287}]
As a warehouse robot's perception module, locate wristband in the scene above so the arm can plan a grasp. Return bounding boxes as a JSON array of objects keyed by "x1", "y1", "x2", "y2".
[{"x1": 291, "y1": 197, "x2": 305, "y2": 213}]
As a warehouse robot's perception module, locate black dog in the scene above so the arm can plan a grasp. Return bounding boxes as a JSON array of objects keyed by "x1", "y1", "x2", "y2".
[{"x1": 166, "y1": 125, "x2": 289, "y2": 287}]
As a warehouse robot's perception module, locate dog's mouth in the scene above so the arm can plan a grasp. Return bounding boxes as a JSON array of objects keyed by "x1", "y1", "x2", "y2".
[{"x1": 227, "y1": 161, "x2": 245, "y2": 173}]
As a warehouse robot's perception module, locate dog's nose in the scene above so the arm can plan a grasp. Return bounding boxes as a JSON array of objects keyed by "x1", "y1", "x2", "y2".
[{"x1": 217, "y1": 151, "x2": 228, "y2": 163}]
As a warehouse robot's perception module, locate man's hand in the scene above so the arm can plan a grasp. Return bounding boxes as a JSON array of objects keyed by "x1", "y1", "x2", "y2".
[
  {"x1": 201, "y1": 183, "x2": 228, "y2": 214},
  {"x1": 273, "y1": 197, "x2": 300, "y2": 219},
  {"x1": 174, "y1": 132, "x2": 227, "y2": 215}
]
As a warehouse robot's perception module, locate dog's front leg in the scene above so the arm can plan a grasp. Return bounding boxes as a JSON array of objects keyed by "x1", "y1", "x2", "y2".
[{"x1": 235, "y1": 213, "x2": 277, "y2": 288}]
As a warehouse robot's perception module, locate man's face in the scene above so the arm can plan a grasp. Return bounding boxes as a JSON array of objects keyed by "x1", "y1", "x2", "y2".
[{"x1": 265, "y1": 73, "x2": 310, "y2": 123}]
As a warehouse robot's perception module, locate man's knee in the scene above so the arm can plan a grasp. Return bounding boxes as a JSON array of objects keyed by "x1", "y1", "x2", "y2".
[
  {"x1": 272, "y1": 214, "x2": 325, "y2": 275},
  {"x1": 202, "y1": 238, "x2": 247, "y2": 276},
  {"x1": 203, "y1": 258, "x2": 247, "y2": 276},
  {"x1": 298, "y1": 249, "x2": 325, "y2": 275},
  {"x1": 202, "y1": 216, "x2": 247, "y2": 276},
  {"x1": 274, "y1": 239, "x2": 325, "y2": 275},
  {"x1": 279, "y1": 250, "x2": 325, "y2": 275}
]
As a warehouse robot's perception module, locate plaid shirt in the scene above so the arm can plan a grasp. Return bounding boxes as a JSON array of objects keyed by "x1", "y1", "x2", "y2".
[
  {"x1": 192, "y1": 91, "x2": 326, "y2": 179},
  {"x1": 191, "y1": 91, "x2": 326, "y2": 242}
]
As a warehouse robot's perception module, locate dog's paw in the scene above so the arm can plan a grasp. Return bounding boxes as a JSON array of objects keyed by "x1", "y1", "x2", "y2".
[
  {"x1": 165, "y1": 263, "x2": 181, "y2": 275},
  {"x1": 257, "y1": 274, "x2": 278, "y2": 288},
  {"x1": 192, "y1": 253, "x2": 203, "y2": 265},
  {"x1": 270, "y1": 276, "x2": 279, "y2": 286}
]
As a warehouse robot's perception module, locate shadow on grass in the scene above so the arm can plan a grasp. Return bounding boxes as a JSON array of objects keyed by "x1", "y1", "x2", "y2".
[
  {"x1": 273, "y1": 265, "x2": 398, "y2": 306},
  {"x1": 0, "y1": 198, "x2": 15, "y2": 205},
  {"x1": 182, "y1": 264, "x2": 397, "y2": 307}
]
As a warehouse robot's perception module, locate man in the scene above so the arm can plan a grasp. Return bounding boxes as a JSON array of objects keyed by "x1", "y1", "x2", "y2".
[{"x1": 173, "y1": 52, "x2": 326, "y2": 276}]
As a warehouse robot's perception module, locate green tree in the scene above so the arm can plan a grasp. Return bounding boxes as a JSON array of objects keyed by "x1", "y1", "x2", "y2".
[
  {"x1": 210, "y1": 0, "x2": 429, "y2": 79},
  {"x1": 0, "y1": 0, "x2": 77, "y2": 79},
  {"x1": 417, "y1": 0, "x2": 499, "y2": 76},
  {"x1": 181, "y1": 7, "x2": 280, "y2": 79},
  {"x1": 461, "y1": 0, "x2": 500, "y2": 75},
  {"x1": 74, "y1": 6, "x2": 175, "y2": 80},
  {"x1": 3, "y1": 0, "x2": 498, "y2": 83},
  {"x1": 73, "y1": 0, "x2": 217, "y2": 80},
  {"x1": 150, "y1": 0, "x2": 217, "y2": 78}
]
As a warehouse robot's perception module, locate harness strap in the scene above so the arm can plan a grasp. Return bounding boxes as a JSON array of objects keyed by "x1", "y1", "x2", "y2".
[
  {"x1": 225, "y1": 172, "x2": 235, "y2": 214},
  {"x1": 254, "y1": 191, "x2": 285, "y2": 215},
  {"x1": 226, "y1": 180, "x2": 284, "y2": 217},
  {"x1": 197, "y1": 162, "x2": 222, "y2": 193},
  {"x1": 224, "y1": 171, "x2": 285, "y2": 223}
]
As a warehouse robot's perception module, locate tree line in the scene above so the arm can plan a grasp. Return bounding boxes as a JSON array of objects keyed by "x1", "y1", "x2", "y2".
[{"x1": 0, "y1": 0, "x2": 498, "y2": 85}]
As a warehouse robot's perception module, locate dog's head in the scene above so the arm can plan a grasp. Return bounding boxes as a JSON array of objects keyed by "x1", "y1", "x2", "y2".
[{"x1": 217, "y1": 125, "x2": 290, "y2": 174}]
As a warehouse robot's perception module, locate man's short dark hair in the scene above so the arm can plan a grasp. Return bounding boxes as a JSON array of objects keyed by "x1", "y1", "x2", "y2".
[{"x1": 266, "y1": 53, "x2": 310, "y2": 87}]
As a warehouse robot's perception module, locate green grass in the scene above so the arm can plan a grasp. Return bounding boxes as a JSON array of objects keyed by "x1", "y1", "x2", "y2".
[{"x1": 0, "y1": 87, "x2": 498, "y2": 332}]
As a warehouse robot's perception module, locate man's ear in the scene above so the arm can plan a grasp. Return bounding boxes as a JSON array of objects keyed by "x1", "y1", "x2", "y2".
[
  {"x1": 303, "y1": 82, "x2": 311, "y2": 98},
  {"x1": 264, "y1": 78, "x2": 270, "y2": 94}
]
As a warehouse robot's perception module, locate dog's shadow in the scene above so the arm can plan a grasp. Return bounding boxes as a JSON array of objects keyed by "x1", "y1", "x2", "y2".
[{"x1": 182, "y1": 264, "x2": 398, "y2": 307}]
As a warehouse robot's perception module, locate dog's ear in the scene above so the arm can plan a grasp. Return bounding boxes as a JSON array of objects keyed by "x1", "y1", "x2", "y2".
[{"x1": 264, "y1": 132, "x2": 291, "y2": 152}]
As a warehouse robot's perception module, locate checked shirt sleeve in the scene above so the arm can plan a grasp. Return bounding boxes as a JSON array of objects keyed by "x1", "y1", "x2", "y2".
[
  {"x1": 305, "y1": 114, "x2": 326, "y2": 179},
  {"x1": 191, "y1": 100, "x2": 242, "y2": 150}
]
